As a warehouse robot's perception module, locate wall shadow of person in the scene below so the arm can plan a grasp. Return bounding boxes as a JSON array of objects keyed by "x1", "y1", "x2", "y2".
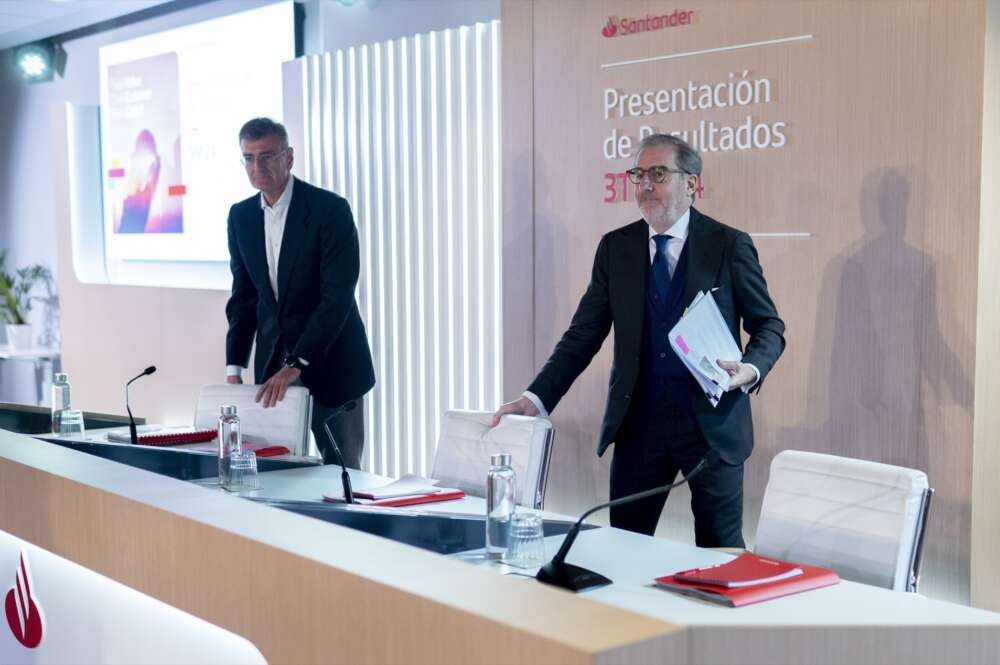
[{"x1": 774, "y1": 166, "x2": 973, "y2": 600}]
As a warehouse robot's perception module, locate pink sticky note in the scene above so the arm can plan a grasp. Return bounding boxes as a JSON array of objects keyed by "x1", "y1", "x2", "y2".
[{"x1": 675, "y1": 335, "x2": 690, "y2": 354}]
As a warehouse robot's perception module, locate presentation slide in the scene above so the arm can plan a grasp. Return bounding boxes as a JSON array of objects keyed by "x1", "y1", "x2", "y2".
[{"x1": 98, "y1": 1, "x2": 295, "y2": 265}]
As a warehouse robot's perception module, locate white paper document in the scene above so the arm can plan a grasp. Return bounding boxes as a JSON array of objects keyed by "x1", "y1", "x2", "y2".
[
  {"x1": 668, "y1": 291, "x2": 743, "y2": 407},
  {"x1": 347, "y1": 474, "x2": 443, "y2": 500}
]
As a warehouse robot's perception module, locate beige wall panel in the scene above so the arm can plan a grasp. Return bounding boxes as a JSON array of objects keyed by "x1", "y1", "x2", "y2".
[
  {"x1": 511, "y1": 0, "x2": 985, "y2": 604},
  {"x1": 972, "y1": 0, "x2": 1000, "y2": 612},
  {"x1": 502, "y1": 0, "x2": 538, "y2": 399}
]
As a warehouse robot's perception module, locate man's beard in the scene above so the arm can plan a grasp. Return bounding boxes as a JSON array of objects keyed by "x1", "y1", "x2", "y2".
[{"x1": 640, "y1": 200, "x2": 672, "y2": 226}]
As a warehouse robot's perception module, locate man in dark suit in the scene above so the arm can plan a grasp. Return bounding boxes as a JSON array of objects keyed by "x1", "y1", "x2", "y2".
[
  {"x1": 492, "y1": 134, "x2": 784, "y2": 546},
  {"x1": 225, "y1": 118, "x2": 375, "y2": 468}
]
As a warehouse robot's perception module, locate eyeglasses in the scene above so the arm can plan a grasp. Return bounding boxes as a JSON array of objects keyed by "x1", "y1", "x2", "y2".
[
  {"x1": 625, "y1": 165, "x2": 688, "y2": 184},
  {"x1": 241, "y1": 148, "x2": 288, "y2": 167}
]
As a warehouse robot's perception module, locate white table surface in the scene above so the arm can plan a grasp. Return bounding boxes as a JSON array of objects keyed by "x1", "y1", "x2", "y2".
[
  {"x1": 217, "y1": 464, "x2": 1000, "y2": 628},
  {"x1": 38, "y1": 427, "x2": 320, "y2": 465}
]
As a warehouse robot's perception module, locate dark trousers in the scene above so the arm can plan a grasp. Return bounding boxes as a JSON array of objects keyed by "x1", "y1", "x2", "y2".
[
  {"x1": 264, "y1": 344, "x2": 365, "y2": 468},
  {"x1": 610, "y1": 389, "x2": 745, "y2": 548},
  {"x1": 312, "y1": 397, "x2": 365, "y2": 468}
]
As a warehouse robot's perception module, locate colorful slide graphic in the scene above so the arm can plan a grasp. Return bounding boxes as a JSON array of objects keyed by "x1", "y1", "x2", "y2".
[
  {"x1": 105, "y1": 52, "x2": 183, "y2": 234},
  {"x1": 97, "y1": 2, "x2": 293, "y2": 275}
]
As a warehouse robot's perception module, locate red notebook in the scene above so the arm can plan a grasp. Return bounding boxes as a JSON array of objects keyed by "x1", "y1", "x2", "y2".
[
  {"x1": 673, "y1": 552, "x2": 803, "y2": 588},
  {"x1": 109, "y1": 428, "x2": 217, "y2": 446},
  {"x1": 107, "y1": 428, "x2": 290, "y2": 456},
  {"x1": 655, "y1": 560, "x2": 839, "y2": 607}
]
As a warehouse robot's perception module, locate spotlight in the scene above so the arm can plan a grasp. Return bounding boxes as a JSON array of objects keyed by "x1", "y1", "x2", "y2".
[{"x1": 12, "y1": 40, "x2": 65, "y2": 83}]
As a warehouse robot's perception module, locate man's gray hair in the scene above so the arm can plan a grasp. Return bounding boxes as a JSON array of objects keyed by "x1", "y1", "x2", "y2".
[
  {"x1": 638, "y1": 133, "x2": 702, "y2": 176},
  {"x1": 238, "y1": 117, "x2": 289, "y2": 146}
]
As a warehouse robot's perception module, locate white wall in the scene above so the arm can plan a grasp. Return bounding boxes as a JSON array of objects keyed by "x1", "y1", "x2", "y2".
[{"x1": 0, "y1": 0, "x2": 497, "y2": 418}]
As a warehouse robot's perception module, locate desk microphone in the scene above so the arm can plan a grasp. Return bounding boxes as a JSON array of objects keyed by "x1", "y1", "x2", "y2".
[
  {"x1": 125, "y1": 365, "x2": 156, "y2": 445},
  {"x1": 323, "y1": 404, "x2": 355, "y2": 504},
  {"x1": 535, "y1": 448, "x2": 721, "y2": 592}
]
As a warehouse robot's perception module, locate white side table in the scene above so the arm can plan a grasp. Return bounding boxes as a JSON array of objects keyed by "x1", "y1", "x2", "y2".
[{"x1": 0, "y1": 346, "x2": 61, "y2": 405}]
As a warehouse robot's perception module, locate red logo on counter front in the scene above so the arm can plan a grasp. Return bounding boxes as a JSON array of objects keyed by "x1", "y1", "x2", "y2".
[
  {"x1": 5, "y1": 551, "x2": 44, "y2": 648},
  {"x1": 601, "y1": 10, "x2": 694, "y2": 38}
]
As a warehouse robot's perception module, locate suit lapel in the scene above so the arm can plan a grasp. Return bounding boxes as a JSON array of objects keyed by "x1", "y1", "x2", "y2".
[
  {"x1": 682, "y1": 208, "x2": 725, "y2": 307},
  {"x1": 620, "y1": 220, "x2": 649, "y2": 336},
  {"x1": 277, "y1": 178, "x2": 308, "y2": 309},
  {"x1": 243, "y1": 204, "x2": 276, "y2": 309}
]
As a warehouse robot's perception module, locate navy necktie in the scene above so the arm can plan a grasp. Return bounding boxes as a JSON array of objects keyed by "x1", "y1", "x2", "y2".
[{"x1": 651, "y1": 235, "x2": 672, "y2": 304}]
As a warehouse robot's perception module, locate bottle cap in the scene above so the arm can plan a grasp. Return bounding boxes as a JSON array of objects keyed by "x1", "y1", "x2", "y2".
[
  {"x1": 490, "y1": 453, "x2": 511, "y2": 467},
  {"x1": 54, "y1": 373, "x2": 68, "y2": 382},
  {"x1": 220, "y1": 405, "x2": 238, "y2": 416}
]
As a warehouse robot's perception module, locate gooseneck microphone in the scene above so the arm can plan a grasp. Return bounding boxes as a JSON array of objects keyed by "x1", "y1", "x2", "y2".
[
  {"x1": 536, "y1": 448, "x2": 721, "y2": 592},
  {"x1": 125, "y1": 365, "x2": 156, "y2": 445},
  {"x1": 323, "y1": 405, "x2": 355, "y2": 504}
]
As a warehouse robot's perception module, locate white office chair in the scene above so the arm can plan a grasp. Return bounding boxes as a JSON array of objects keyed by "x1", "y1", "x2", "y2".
[
  {"x1": 430, "y1": 410, "x2": 555, "y2": 509},
  {"x1": 193, "y1": 384, "x2": 313, "y2": 457},
  {"x1": 753, "y1": 450, "x2": 933, "y2": 592}
]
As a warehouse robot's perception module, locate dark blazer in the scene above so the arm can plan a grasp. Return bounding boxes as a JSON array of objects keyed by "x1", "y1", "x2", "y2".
[
  {"x1": 225, "y1": 177, "x2": 375, "y2": 408},
  {"x1": 527, "y1": 207, "x2": 785, "y2": 465}
]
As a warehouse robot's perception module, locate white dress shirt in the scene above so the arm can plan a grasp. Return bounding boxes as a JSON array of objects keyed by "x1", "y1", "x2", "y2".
[
  {"x1": 522, "y1": 207, "x2": 757, "y2": 417},
  {"x1": 226, "y1": 178, "x2": 294, "y2": 379}
]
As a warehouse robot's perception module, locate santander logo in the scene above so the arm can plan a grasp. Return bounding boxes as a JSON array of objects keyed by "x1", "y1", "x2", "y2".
[
  {"x1": 602, "y1": 17, "x2": 618, "y2": 38},
  {"x1": 5, "y1": 551, "x2": 44, "y2": 649},
  {"x1": 601, "y1": 10, "x2": 694, "y2": 38}
]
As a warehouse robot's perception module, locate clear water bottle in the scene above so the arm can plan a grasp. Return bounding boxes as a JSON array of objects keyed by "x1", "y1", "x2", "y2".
[
  {"x1": 51, "y1": 373, "x2": 71, "y2": 433},
  {"x1": 486, "y1": 453, "x2": 516, "y2": 559},
  {"x1": 218, "y1": 405, "x2": 242, "y2": 487}
]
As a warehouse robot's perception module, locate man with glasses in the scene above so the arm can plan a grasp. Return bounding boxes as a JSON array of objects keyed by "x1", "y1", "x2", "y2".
[
  {"x1": 225, "y1": 117, "x2": 374, "y2": 467},
  {"x1": 492, "y1": 134, "x2": 784, "y2": 546}
]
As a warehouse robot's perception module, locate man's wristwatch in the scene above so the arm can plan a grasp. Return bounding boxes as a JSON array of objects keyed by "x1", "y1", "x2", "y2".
[{"x1": 283, "y1": 355, "x2": 307, "y2": 372}]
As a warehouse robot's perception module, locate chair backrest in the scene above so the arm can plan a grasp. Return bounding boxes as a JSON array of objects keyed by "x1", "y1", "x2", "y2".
[
  {"x1": 754, "y1": 450, "x2": 932, "y2": 592},
  {"x1": 430, "y1": 410, "x2": 554, "y2": 509},
  {"x1": 194, "y1": 384, "x2": 313, "y2": 457}
]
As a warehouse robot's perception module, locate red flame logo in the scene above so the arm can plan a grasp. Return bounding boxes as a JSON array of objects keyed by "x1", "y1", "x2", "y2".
[
  {"x1": 5, "y1": 551, "x2": 44, "y2": 649},
  {"x1": 602, "y1": 17, "x2": 618, "y2": 38}
]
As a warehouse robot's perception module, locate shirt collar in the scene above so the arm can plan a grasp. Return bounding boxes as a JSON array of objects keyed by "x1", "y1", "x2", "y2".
[
  {"x1": 260, "y1": 176, "x2": 294, "y2": 212},
  {"x1": 647, "y1": 207, "x2": 690, "y2": 241}
]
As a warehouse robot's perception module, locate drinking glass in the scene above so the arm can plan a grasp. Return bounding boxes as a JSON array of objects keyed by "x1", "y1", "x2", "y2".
[
  {"x1": 226, "y1": 450, "x2": 259, "y2": 492},
  {"x1": 59, "y1": 409, "x2": 86, "y2": 440},
  {"x1": 502, "y1": 509, "x2": 546, "y2": 568}
]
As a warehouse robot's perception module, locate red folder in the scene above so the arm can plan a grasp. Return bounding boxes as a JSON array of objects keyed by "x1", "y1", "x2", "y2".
[
  {"x1": 655, "y1": 561, "x2": 839, "y2": 607},
  {"x1": 366, "y1": 489, "x2": 465, "y2": 507},
  {"x1": 248, "y1": 445, "x2": 291, "y2": 457},
  {"x1": 673, "y1": 552, "x2": 802, "y2": 587},
  {"x1": 323, "y1": 489, "x2": 465, "y2": 507}
]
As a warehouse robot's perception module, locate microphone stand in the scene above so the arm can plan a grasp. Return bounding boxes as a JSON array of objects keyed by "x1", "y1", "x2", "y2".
[
  {"x1": 536, "y1": 451, "x2": 718, "y2": 592},
  {"x1": 323, "y1": 404, "x2": 355, "y2": 504},
  {"x1": 125, "y1": 366, "x2": 156, "y2": 445}
]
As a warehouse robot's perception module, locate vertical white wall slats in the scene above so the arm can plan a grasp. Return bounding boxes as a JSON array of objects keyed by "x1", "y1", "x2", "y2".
[{"x1": 298, "y1": 22, "x2": 502, "y2": 477}]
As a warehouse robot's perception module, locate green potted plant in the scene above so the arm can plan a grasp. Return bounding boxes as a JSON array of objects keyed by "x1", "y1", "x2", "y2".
[{"x1": 0, "y1": 252, "x2": 53, "y2": 350}]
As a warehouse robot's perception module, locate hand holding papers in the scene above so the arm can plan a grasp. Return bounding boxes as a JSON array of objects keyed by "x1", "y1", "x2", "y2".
[{"x1": 669, "y1": 290, "x2": 743, "y2": 407}]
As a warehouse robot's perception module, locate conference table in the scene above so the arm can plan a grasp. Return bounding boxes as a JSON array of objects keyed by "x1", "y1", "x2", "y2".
[
  {"x1": 3, "y1": 428, "x2": 999, "y2": 665},
  {"x1": 215, "y1": 463, "x2": 1000, "y2": 631}
]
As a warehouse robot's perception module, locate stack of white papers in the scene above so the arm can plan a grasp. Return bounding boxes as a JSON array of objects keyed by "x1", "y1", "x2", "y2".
[
  {"x1": 668, "y1": 291, "x2": 743, "y2": 407},
  {"x1": 322, "y1": 474, "x2": 445, "y2": 503}
]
